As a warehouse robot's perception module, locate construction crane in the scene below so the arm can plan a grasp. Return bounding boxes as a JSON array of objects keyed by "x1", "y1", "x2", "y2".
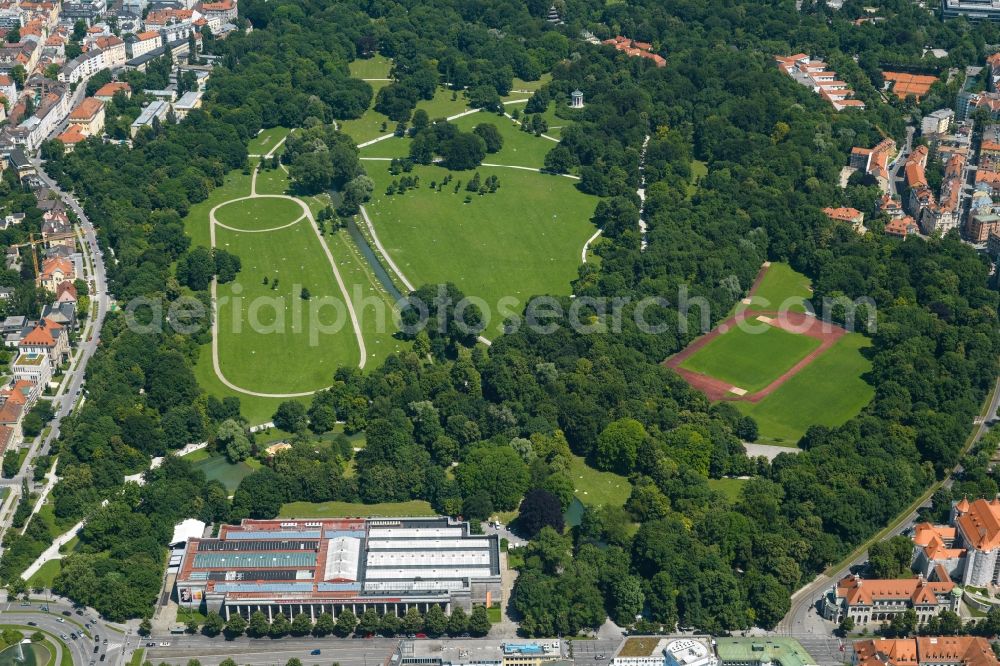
[{"x1": 8, "y1": 231, "x2": 76, "y2": 276}]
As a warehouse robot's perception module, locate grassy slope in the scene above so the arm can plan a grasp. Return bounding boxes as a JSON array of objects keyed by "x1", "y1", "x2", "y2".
[
  {"x1": 359, "y1": 110, "x2": 555, "y2": 167},
  {"x1": 247, "y1": 127, "x2": 290, "y2": 155},
  {"x1": 215, "y1": 220, "x2": 360, "y2": 393},
  {"x1": 707, "y1": 477, "x2": 746, "y2": 502},
  {"x1": 348, "y1": 55, "x2": 393, "y2": 79},
  {"x1": 736, "y1": 332, "x2": 874, "y2": 444},
  {"x1": 26, "y1": 560, "x2": 60, "y2": 589},
  {"x1": 326, "y1": 229, "x2": 409, "y2": 366},
  {"x1": 279, "y1": 499, "x2": 435, "y2": 518},
  {"x1": 364, "y1": 164, "x2": 596, "y2": 331},
  {"x1": 569, "y1": 454, "x2": 632, "y2": 507},
  {"x1": 340, "y1": 88, "x2": 469, "y2": 145},
  {"x1": 679, "y1": 325, "x2": 822, "y2": 392}
]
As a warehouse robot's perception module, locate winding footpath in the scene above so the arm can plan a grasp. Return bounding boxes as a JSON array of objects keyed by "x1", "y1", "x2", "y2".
[{"x1": 208, "y1": 140, "x2": 368, "y2": 399}]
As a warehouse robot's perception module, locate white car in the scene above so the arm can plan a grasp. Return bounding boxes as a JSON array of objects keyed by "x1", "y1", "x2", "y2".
[{"x1": 159, "y1": 642, "x2": 170, "y2": 647}]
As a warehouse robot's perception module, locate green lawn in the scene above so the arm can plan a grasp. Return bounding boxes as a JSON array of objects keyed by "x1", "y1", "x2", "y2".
[
  {"x1": 253, "y1": 164, "x2": 291, "y2": 196},
  {"x1": 359, "y1": 111, "x2": 556, "y2": 169},
  {"x1": 128, "y1": 649, "x2": 144, "y2": 666},
  {"x1": 26, "y1": 560, "x2": 60, "y2": 590},
  {"x1": 213, "y1": 208, "x2": 360, "y2": 393},
  {"x1": 745, "y1": 262, "x2": 813, "y2": 314},
  {"x1": 707, "y1": 477, "x2": 746, "y2": 502},
  {"x1": 687, "y1": 160, "x2": 708, "y2": 199},
  {"x1": 340, "y1": 88, "x2": 470, "y2": 145},
  {"x1": 248, "y1": 127, "x2": 290, "y2": 155},
  {"x1": 736, "y1": 333, "x2": 874, "y2": 445},
  {"x1": 569, "y1": 454, "x2": 632, "y2": 507},
  {"x1": 181, "y1": 447, "x2": 211, "y2": 463},
  {"x1": 680, "y1": 325, "x2": 821, "y2": 393},
  {"x1": 213, "y1": 197, "x2": 303, "y2": 231},
  {"x1": 536, "y1": 99, "x2": 579, "y2": 139},
  {"x1": 349, "y1": 54, "x2": 393, "y2": 79},
  {"x1": 279, "y1": 499, "x2": 435, "y2": 518},
  {"x1": 326, "y1": 229, "x2": 409, "y2": 366},
  {"x1": 183, "y1": 168, "x2": 254, "y2": 249},
  {"x1": 364, "y1": 164, "x2": 597, "y2": 332},
  {"x1": 504, "y1": 73, "x2": 551, "y2": 100},
  {"x1": 192, "y1": 348, "x2": 289, "y2": 426},
  {"x1": 450, "y1": 111, "x2": 555, "y2": 169}
]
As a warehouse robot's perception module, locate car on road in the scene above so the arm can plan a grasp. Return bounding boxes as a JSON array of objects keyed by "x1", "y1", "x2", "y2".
[
  {"x1": 27, "y1": 622, "x2": 37, "y2": 627},
  {"x1": 40, "y1": 606, "x2": 48, "y2": 612},
  {"x1": 145, "y1": 642, "x2": 155, "y2": 647},
  {"x1": 415, "y1": 633, "x2": 428, "y2": 639},
  {"x1": 94, "y1": 646, "x2": 99, "y2": 654},
  {"x1": 311, "y1": 650, "x2": 322, "y2": 656},
  {"x1": 57, "y1": 618, "x2": 65, "y2": 623},
  {"x1": 102, "y1": 640, "x2": 107, "y2": 645},
  {"x1": 19, "y1": 601, "x2": 30, "y2": 606},
  {"x1": 61, "y1": 611, "x2": 72, "y2": 616},
  {"x1": 94, "y1": 635, "x2": 99, "y2": 642},
  {"x1": 60, "y1": 634, "x2": 67, "y2": 640},
  {"x1": 100, "y1": 655, "x2": 105, "y2": 662},
  {"x1": 159, "y1": 642, "x2": 170, "y2": 647},
  {"x1": 70, "y1": 633, "x2": 78, "y2": 640}
]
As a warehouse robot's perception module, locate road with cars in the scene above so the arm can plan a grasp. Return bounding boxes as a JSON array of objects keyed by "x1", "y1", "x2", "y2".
[
  {"x1": 777, "y1": 374, "x2": 1000, "y2": 637},
  {"x1": 0, "y1": 599, "x2": 127, "y2": 666},
  {"x1": 0, "y1": 159, "x2": 110, "y2": 554},
  {"x1": 145, "y1": 635, "x2": 401, "y2": 666}
]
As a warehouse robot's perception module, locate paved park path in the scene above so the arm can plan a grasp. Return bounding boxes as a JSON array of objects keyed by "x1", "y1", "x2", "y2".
[{"x1": 207, "y1": 138, "x2": 368, "y2": 399}]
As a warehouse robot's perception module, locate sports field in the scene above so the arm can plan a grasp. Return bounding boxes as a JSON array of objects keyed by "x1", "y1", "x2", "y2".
[
  {"x1": 744, "y1": 262, "x2": 812, "y2": 314},
  {"x1": 363, "y1": 163, "x2": 597, "y2": 324},
  {"x1": 678, "y1": 325, "x2": 821, "y2": 393},
  {"x1": 667, "y1": 262, "x2": 874, "y2": 444},
  {"x1": 736, "y1": 332, "x2": 874, "y2": 444}
]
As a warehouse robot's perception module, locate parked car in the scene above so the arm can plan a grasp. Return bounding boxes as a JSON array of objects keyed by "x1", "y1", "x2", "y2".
[
  {"x1": 94, "y1": 635, "x2": 99, "y2": 642},
  {"x1": 93, "y1": 646, "x2": 99, "y2": 654},
  {"x1": 59, "y1": 634, "x2": 68, "y2": 640},
  {"x1": 61, "y1": 611, "x2": 72, "y2": 617},
  {"x1": 40, "y1": 606, "x2": 48, "y2": 612},
  {"x1": 100, "y1": 656, "x2": 105, "y2": 662},
  {"x1": 70, "y1": 633, "x2": 78, "y2": 640},
  {"x1": 19, "y1": 601, "x2": 30, "y2": 607}
]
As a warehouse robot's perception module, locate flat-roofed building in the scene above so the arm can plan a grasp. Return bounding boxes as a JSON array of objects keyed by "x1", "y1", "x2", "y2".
[{"x1": 175, "y1": 517, "x2": 502, "y2": 619}]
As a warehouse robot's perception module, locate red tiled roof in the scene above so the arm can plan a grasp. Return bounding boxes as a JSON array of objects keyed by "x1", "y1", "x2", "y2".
[
  {"x1": 94, "y1": 81, "x2": 130, "y2": 98},
  {"x1": 835, "y1": 574, "x2": 953, "y2": 607},
  {"x1": 823, "y1": 207, "x2": 863, "y2": 222},
  {"x1": 69, "y1": 97, "x2": 102, "y2": 121}
]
